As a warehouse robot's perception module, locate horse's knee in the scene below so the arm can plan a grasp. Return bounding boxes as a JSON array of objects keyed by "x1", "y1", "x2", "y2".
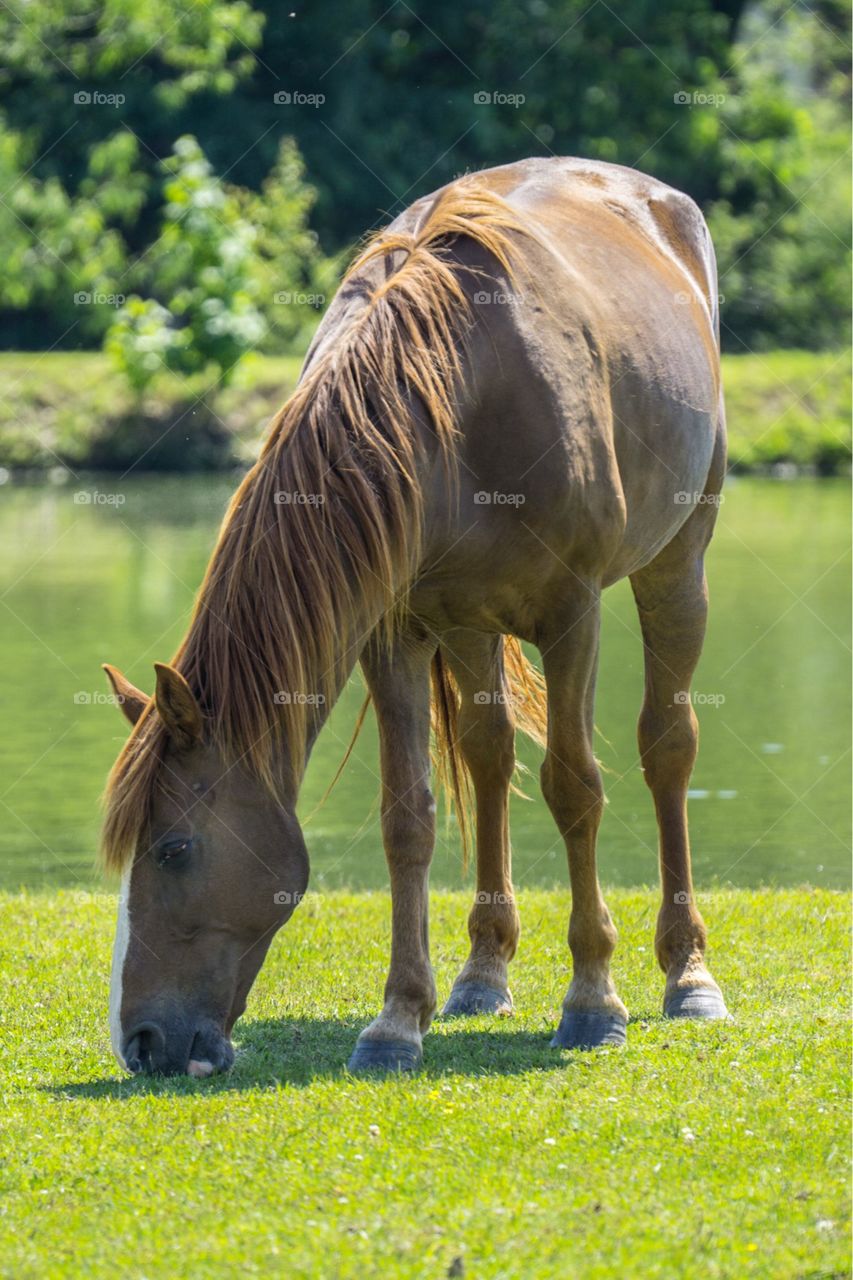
[
  {"x1": 638, "y1": 702, "x2": 698, "y2": 792},
  {"x1": 540, "y1": 752, "x2": 603, "y2": 834},
  {"x1": 381, "y1": 785, "x2": 436, "y2": 864}
]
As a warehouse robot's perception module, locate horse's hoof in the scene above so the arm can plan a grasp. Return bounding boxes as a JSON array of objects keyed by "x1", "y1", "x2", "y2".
[
  {"x1": 347, "y1": 1039, "x2": 422, "y2": 1074},
  {"x1": 550, "y1": 1009, "x2": 627, "y2": 1050},
  {"x1": 441, "y1": 981, "x2": 512, "y2": 1017},
  {"x1": 664, "y1": 986, "x2": 731, "y2": 1020}
]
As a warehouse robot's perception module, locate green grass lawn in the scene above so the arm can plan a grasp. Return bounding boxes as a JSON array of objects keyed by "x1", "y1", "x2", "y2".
[
  {"x1": 0, "y1": 349, "x2": 849, "y2": 473},
  {"x1": 1, "y1": 888, "x2": 849, "y2": 1278}
]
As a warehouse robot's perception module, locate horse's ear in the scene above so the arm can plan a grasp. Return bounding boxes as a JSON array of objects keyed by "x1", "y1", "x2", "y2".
[
  {"x1": 153, "y1": 663, "x2": 203, "y2": 750},
  {"x1": 102, "y1": 664, "x2": 149, "y2": 726}
]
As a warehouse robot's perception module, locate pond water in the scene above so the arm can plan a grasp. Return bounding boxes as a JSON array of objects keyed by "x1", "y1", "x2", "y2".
[{"x1": 0, "y1": 474, "x2": 849, "y2": 891}]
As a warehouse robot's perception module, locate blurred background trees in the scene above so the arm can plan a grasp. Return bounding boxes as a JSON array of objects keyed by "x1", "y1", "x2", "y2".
[
  {"x1": 105, "y1": 136, "x2": 330, "y2": 393},
  {"x1": 0, "y1": 0, "x2": 848, "y2": 380}
]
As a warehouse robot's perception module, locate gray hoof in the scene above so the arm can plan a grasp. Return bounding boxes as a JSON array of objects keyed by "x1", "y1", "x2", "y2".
[
  {"x1": 347, "y1": 1039, "x2": 422, "y2": 1074},
  {"x1": 551, "y1": 1009, "x2": 627, "y2": 1050},
  {"x1": 665, "y1": 986, "x2": 731, "y2": 1020},
  {"x1": 442, "y1": 982, "x2": 512, "y2": 1017}
]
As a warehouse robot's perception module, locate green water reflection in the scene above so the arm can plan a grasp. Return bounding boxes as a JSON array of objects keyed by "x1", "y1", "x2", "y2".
[{"x1": 0, "y1": 475, "x2": 849, "y2": 890}]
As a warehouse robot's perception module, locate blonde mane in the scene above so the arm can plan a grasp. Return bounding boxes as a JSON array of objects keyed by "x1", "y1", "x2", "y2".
[{"x1": 101, "y1": 181, "x2": 532, "y2": 871}]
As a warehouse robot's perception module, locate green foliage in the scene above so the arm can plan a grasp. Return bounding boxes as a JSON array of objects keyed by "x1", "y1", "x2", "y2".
[
  {"x1": 0, "y1": 887, "x2": 849, "y2": 1277},
  {"x1": 0, "y1": 0, "x2": 263, "y2": 91},
  {"x1": 230, "y1": 138, "x2": 341, "y2": 353},
  {"x1": 0, "y1": 0, "x2": 848, "y2": 355},
  {"x1": 107, "y1": 137, "x2": 263, "y2": 392},
  {"x1": 247, "y1": 0, "x2": 738, "y2": 240},
  {"x1": 0, "y1": 0, "x2": 265, "y2": 348},
  {"x1": 106, "y1": 136, "x2": 332, "y2": 395},
  {"x1": 708, "y1": 0, "x2": 852, "y2": 351},
  {"x1": 0, "y1": 126, "x2": 145, "y2": 344}
]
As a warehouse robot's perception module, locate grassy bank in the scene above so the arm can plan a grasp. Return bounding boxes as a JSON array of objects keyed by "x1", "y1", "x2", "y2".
[
  {"x1": 1, "y1": 887, "x2": 849, "y2": 1278},
  {"x1": 0, "y1": 349, "x2": 848, "y2": 474}
]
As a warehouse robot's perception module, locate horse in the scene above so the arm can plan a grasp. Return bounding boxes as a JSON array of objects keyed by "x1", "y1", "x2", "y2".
[{"x1": 101, "y1": 156, "x2": 729, "y2": 1077}]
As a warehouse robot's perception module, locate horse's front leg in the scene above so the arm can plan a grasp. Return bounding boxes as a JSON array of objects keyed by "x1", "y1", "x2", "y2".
[{"x1": 347, "y1": 631, "x2": 438, "y2": 1073}]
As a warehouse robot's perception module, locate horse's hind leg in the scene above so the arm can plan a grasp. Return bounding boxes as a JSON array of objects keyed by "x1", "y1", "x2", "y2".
[
  {"x1": 439, "y1": 630, "x2": 519, "y2": 1017},
  {"x1": 540, "y1": 587, "x2": 628, "y2": 1049},
  {"x1": 630, "y1": 497, "x2": 729, "y2": 1020},
  {"x1": 347, "y1": 629, "x2": 438, "y2": 1073}
]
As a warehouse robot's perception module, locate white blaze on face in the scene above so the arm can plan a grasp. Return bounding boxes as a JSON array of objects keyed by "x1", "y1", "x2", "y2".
[{"x1": 109, "y1": 868, "x2": 131, "y2": 1068}]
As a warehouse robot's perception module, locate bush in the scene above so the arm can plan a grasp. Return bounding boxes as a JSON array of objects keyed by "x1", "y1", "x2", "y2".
[
  {"x1": 106, "y1": 137, "x2": 267, "y2": 393},
  {"x1": 106, "y1": 136, "x2": 333, "y2": 397}
]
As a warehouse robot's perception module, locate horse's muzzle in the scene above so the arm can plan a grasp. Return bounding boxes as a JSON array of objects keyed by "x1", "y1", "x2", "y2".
[{"x1": 122, "y1": 1019, "x2": 234, "y2": 1077}]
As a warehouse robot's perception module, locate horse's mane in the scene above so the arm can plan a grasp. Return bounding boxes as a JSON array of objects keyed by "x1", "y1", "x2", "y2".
[{"x1": 101, "y1": 180, "x2": 530, "y2": 871}]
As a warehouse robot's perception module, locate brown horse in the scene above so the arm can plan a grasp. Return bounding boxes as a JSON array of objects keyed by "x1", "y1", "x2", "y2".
[{"x1": 102, "y1": 156, "x2": 729, "y2": 1077}]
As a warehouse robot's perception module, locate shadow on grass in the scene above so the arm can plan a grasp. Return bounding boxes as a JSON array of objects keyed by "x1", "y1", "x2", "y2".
[{"x1": 43, "y1": 1012, "x2": 646, "y2": 1099}]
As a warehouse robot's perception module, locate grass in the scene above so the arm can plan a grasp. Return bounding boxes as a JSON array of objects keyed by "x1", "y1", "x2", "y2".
[
  {"x1": 0, "y1": 352, "x2": 304, "y2": 472},
  {"x1": 0, "y1": 348, "x2": 848, "y2": 474},
  {"x1": 723, "y1": 350, "x2": 851, "y2": 474},
  {"x1": 0, "y1": 887, "x2": 849, "y2": 1278}
]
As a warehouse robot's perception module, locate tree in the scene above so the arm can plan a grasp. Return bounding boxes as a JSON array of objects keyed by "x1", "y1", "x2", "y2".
[
  {"x1": 0, "y1": 0, "x2": 848, "y2": 353},
  {"x1": 708, "y1": 0, "x2": 851, "y2": 349}
]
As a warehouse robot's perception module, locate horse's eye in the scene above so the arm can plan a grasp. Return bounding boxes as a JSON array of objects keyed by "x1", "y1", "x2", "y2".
[{"x1": 157, "y1": 837, "x2": 192, "y2": 868}]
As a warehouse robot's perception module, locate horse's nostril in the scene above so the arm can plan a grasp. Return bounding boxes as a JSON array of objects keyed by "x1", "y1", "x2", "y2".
[
  {"x1": 124, "y1": 1036, "x2": 146, "y2": 1074},
  {"x1": 122, "y1": 1021, "x2": 166, "y2": 1074}
]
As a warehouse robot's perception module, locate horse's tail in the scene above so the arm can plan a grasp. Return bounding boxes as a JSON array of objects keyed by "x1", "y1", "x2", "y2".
[{"x1": 430, "y1": 637, "x2": 548, "y2": 871}]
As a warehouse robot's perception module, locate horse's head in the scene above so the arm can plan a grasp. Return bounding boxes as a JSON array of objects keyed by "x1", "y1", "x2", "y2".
[{"x1": 102, "y1": 663, "x2": 309, "y2": 1078}]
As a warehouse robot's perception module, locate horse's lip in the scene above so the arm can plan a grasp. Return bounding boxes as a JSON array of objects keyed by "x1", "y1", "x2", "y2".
[
  {"x1": 187, "y1": 1058, "x2": 215, "y2": 1078},
  {"x1": 186, "y1": 1029, "x2": 234, "y2": 1077}
]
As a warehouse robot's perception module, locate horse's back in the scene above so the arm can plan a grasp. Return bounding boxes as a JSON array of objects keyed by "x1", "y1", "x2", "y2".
[
  {"x1": 439, "y1": 158, "x2": 724, "y2": 586},
  {"x1": 310, "y1": 158, "x2": 725, "y2": 633}
]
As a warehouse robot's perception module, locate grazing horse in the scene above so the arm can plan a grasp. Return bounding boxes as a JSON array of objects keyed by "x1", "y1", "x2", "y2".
[{"x1": 102, "y1": 156, "x2": 729, "y2": 1077}]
